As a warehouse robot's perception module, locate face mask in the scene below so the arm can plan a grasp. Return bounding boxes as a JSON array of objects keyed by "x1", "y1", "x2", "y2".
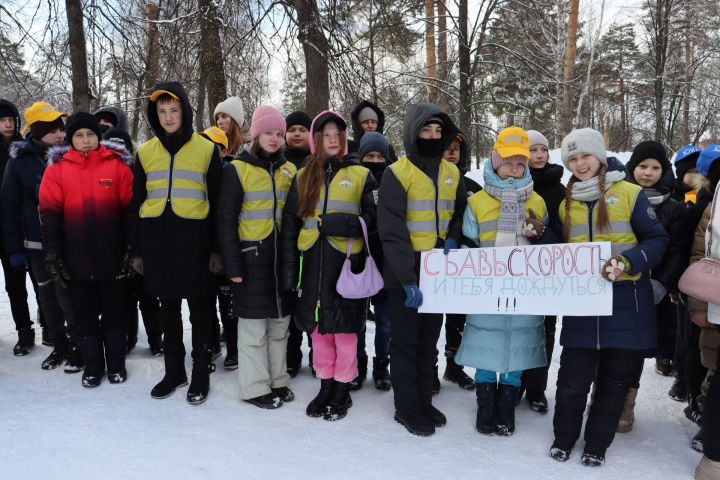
[
  {"x1": 362, "y1": 160, "x2": 387, "y2": 183},
  {"x1": 416, "y1": 137, "x2": 444, "y2": 158}
]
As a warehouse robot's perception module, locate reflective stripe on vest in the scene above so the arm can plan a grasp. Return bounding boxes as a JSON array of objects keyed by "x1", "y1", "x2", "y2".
[
  {"x1": 467, "y1": 190, "x2": 547, "y2": 247},
  {"x1": 297, "y1": 165, "x2": 369, "y2": 254},
  {"x1": 388, "y1": 156, "x2": 460, "y2": 251},
  {"x1": 559, "y1": 180, "x2": 642, "y2": 280},
  {"x1": 138, "y1": 133, "x2": 214, "y2": 219},
  {"x1": 232, "y1": 160, "x2": 296, "y2": 241}
]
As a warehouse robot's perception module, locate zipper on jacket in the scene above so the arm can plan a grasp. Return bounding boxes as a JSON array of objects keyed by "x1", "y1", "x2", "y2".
[
  {"x1": 633, "y1": 281, "x2": 639, "y2": 313},
  {"x1": 166, "y1": 151, "x2": 175, "y2": 202},
  {"x1": 433, "y1": 174, "x2": 440, "y2": 240},
  {"x1": 240, "y1": 246, "x2": 258, "y2": 256},
  {"x1": 587, "y1": 201, "x2": 600, "y2": 350},
  {"x1": 83, "y1": 151, "x2": 96, "y2": 280},
  {"x1": 314, "y1": 162, "x2": 332, "y2": 324},
  {"x1": 270, "y1": 162, "x2": 282, "y2": 318}
]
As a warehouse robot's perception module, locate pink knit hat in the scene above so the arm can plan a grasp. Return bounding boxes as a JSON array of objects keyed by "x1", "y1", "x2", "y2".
[
  {"x1": 491, "y1": 151, "x2": 528, "y2": 170},
  {"x1": 250, "y1": 105, "x2": 286, "y2": 141}
]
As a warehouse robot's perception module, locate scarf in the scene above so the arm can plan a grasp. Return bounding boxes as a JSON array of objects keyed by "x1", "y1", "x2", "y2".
[
  {"x1": 483, "y1": 160, "x2": 534, "y2": 236},
  {"x1": 570, "y1": 170, "x2": 626, "y2": 201}
]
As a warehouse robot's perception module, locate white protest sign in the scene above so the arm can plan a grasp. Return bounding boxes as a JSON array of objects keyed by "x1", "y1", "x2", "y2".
[{"x1": 418, "y1": 242, "x2": 613, "y2": 316}]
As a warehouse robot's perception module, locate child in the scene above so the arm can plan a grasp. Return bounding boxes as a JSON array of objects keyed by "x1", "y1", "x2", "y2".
[
  {"x1": 214, "y1": 96, "x2": 248, "y2": 156},
  {"x1": 217, "y1": 105, "x2": 295, "y2": 408},
  {"x1": 551, "y1": 128, "x2": 668, "y2": 466},
  {"x1": 455, "y1": 127, "x2": 549, "y2": 436},
  {"x1": 519, "y1": 129, "x2": 566, "y2": 413},
  {"x1": 672, "y1": 144, "x2": 702, "y2": 203},
  {"x1": 39, "y1": 112, "x2": 133, "y2": 387},
  {"x1": 131, "y1": 82, "x2": 223, "y2": 404},
  {"x1": 378, "y1": 103, "x2": 467, "y2": 436},
  {"x1": 280, "y1": 111, "x2": 377, "y2": 421}
]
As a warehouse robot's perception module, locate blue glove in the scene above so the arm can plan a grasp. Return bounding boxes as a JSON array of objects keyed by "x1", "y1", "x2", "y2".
[
  {"x1": 9, "y1": 252, "x2": 29, "y2": 269},
  {"x1": 402, "y1": 284, "x2": 423, "y2": 309},
  {"x1": 443, "y1": 237, "x2": 459, "y2": 255}
]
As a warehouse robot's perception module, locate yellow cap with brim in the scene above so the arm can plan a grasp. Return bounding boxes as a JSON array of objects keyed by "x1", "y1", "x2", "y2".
[
  {"x1": 201, "y1": 126, "x2": 229, "y2": 150},
  {"x1": 494, "y1": 126, "x2": 530, "y2": 159},
  {"x1": 149, "y1": 89, "x2": 180, "y2": 102},
  {"x1": 22, "y1": 101, "x2": 67, "y2": 134}
]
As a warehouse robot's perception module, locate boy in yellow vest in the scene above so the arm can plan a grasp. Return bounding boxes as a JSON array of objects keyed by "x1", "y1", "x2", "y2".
[{"x1": 130, "y1": 81, "x2": 223, "y2": 405}]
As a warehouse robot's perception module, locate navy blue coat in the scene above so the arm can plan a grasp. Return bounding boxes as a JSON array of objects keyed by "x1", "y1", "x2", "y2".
[
  {"x1": 0, "y1": 137, "x2": 50, "y2": 256},
  {"x1": 560, "y1": 190, "x2": 669, "y2": 350}
]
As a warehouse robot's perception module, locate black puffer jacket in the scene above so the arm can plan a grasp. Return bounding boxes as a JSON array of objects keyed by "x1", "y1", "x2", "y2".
[
  {"x1": 280, "y1": 159, "x2": 378, "y2": 334},
  {"x1": 217, "y1": 149, "x2": 292, "y2": 319},
  {"x1": 456, "y1": 131, "x2": 481, "y2": 194},
  {"x1": 93, "y1": 106, "x2": 129, "y2": 132},
  {"x1": 530, "y1": 163, "x2": 565, "y2": 227},
  {"x1": 348, "y1": 100, "x2": 398, "y2": 162}
]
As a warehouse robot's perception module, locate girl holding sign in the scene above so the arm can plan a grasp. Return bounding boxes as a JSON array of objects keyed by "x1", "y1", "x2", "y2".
[
  {"x1": 550, "y1": 128, "x2": 669, "y2": 467},
  {"x1": 455, "y1": 126, "x2": 551, "y2": 437}
]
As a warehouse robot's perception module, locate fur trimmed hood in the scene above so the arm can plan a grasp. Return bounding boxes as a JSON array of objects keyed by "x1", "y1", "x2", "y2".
[{"x1": 47, "y1": 140, "x2": 132, "y2": 166}]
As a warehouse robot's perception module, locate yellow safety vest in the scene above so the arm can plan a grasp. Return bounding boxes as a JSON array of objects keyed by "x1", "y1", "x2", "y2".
[
  {"x1": 138, "y1": 133, "x2": 214, "y2": 219},
  {"x1": 297, "y1": 165, "x2": 369, "y2": 254},
  {"x1": 467, "y1": 190, "x2": 547, "y2": 247},
  {"x1": 388, "y1": 156, "x2": 460, "y2": 251},
  {"x1": 232, "y1": 160, "x2": 296, "y2": 241},
  {"x1": 560, "y1": 180, "x2": 642, "y2": 280}
]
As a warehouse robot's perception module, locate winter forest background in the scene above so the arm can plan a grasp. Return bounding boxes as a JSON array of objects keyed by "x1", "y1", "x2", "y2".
[{"x1": 1, "y1": 0, "x2": 719, "y2": 159}]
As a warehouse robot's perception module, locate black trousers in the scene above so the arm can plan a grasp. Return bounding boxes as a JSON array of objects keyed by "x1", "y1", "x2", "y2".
[
  {"x1": 388, "y1": 288, "x2": 443, "y2": 416},
  {"x1": 28, "y1": 251, "x2": 68, "y2": 352},
  {"x1": 159, "y1": 296, "x2": 214, "y2": 372},
  {"x1": 68, "y1": 279, "x2": 127, "y2": 375},
  {"x1": 704, "y1": 347, "x2": 720, "y2": 461},
  {"x1": 213, "y1": 278, "x2": 237, "y2": 356},
  {"x1": 444, "y1": 313, "x2": 465, "y2": 353},
  {"x1": 676, "y1": 305, "x2": 708, "y2": 400},
  {"x1": 553, "y1": 347, "x2": 644, "y2": 456},
  {"x1": 521, "y1": 316, "x2": 557, "y2": 393},
  {"x1": 126, "y1": 276, "x2": 162, "y2": 344},
  {"x1": 655, "y1": 296, "x2": 676, "y2": 360},
  {"x1": 0, "y1": 252, "x2": 41, "y2": 331}
]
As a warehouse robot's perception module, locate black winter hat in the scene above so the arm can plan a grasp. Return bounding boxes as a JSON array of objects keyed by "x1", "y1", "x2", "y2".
[
  {"x1": 30, "y1": 117, "x2": 65, "y2": 141},
  {"x1": 627, "y1": 140, "x2": 670, "y2": 175},
  {"x1": 66, "y1": 112, "x2": 102, "y2": 142},
  {"x1": 103, "y1": 127, "x2": 134, "y2": 156},
  {"x1": 285, "y1": 111, "x2": 312, "y2": 130}
]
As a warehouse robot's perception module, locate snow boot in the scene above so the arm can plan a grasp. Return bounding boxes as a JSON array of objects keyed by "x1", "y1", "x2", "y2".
[
  {"x1": 526, "y1": 389, "x2": 549, "y2": 413},
  {"x1": 424, "y1": 404, "x2": 447, "y2": 427},
  {"x1": 41, "y1": 349, "x2": 67, "y2": 370},
  {"x1": 306, "y1": 379, "x2": 334, "y2": 417},
  {"x1": 432, "y1": 365, "x2": 440, "y2": 394},
  {"x1": 581, "y1": 453, "x2": 605, "y2": 467},
  {"x1": 496, "y1": 384, "x2": 518, "y2": 436},
  {"x1": 324, "y1": 381, "x2": 352, "y2": 421},
  {"x1": 41, "y1": 327, "x2": 53, "y2": 347},
  {"x1": 695, "y1": 456, "x2": 720, "y2": 480},
  {"x1": 350, "y1": 355, "x2": 367, "y2": 391},
  {"x1": 655, "y1": 357, "x2": 673, "y2": 377},
  {"x1": 63, "y1": 340, "x2": 85, "y2": 373},
  {"x1": 549, "y1": 445, "x2": 572, "y2": 462},
  {"x1": 148, "y1": 335, "x2": 164, "y2": 356},
  {"x1": 271, "y1": 386, "x2": 295, "y2": 402},
  {"x1": 669, "y1": 376, "x2": 687, "y2": 402},
  {"x1": 692, "y1": 426, "x2": 704, "y2": 452},
  {"x1": 78, "y1": 334, "x2": 104, "y2": 387},
  {"x1": 187, "y1": 348, "x2": 212, "y2": 405},
  {"x1": 443, "y1": 349, "x2": 475, "y2": 390},
  {"x1": 82, "y1": 372, "x2": 103, "y2": 388},
  {"x1": 394, "y1": 411, "x2": 435, "y2": 437},
  {"x1": 245, "y1": 392, "x2": 283, "y2": 409},
  {"x1": 475, "y1": 382, "x2": 497, "y2": 435},
  {"x1": 372, "y1": 357, "x2": 391, "y2": 391},
  {"x1": 685, "y1": 395, "x2": 704, "y2": 425},
  {"x1": 224, "y1": 352, "x2": 238, "y2": 371},
  {"x1": 617, "y1": 387, "x2": 638, "y2": 433},
  {"x1": 104, "y1": 329, "x2": 127, "y2": 384},
  {"x1": 151, "y1": 354, "x2": 188, "y2": 399},
  {"x1": 13, "y1": 327, "x2": 35, "y2": 356}
]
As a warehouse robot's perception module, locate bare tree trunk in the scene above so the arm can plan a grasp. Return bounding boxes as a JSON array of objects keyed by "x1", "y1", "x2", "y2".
[
  {"x1": 291, "y1": 0, "x2": 329, "y2": 115},
  {"x1": 368, "y1": 0, "x2": 378, "y2": 105},
  {"x1": 196, "y1": 79, "x2": 206, "y2": 132},
  {"x1": 653, "y1": 0, "x2": 672, "y2": 141},
  {"x1": 425, "y1": 0, "x2": 436, "y2": 103},
  {"x1": 143, "y1": 2, "x2": 161, "y2": 138},
  {"x1": 681, "y1": 4, "x2": 692, "y2": 144},
  {"x1": 437, "y1": 0, "x2": 448, "y2": 110},
  {"x1": 199, "y1": 0, "x2": 227, "y2": 122},
  {"x1": 458, "y1": 0, "x2": 471, "y2": 137},
  {"x1": 66, "y1": 0, "x2": 91, "y2": 112},
  {"x1": 575, "y1": 0, "x2": 605, "y2": 125},
  {"x1": 561, "y1": 0, "x2": 580, "y2": 134}
]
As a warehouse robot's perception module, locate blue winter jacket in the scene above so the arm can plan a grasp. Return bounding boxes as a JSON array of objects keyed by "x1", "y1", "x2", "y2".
[
  {"x1": 0, "y1": 137, "x2": 51, "y2": 255},
  {"x1": 559, "y1": 190, "x2": 669, "y2": 350}
]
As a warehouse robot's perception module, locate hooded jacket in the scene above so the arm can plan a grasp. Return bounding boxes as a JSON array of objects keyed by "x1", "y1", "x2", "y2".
[
  {"x1": 0, "y1": 100, "x2": 21, "y2": 176},
  {"x1": 377, "y1": 102, "x2": 467, "y2": 288},
  {"x1": 40, "y1": 141, "x2": 133, "y2": 281},
  {"x1": 348, "y1": 100, "x2": 398, "y2": 162},
  {"x1": 93, "y1": 106, "x2": 129, "y2": 132},
  {"x1": 455, "y1": 131, "x2": 481, "y2": 194},
  {"x1": 130, "y1": 81, "x2": 223, "y2": 298}
]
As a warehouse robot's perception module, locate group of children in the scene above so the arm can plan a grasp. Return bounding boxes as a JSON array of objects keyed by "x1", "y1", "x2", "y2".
[{"x1": 1, "y1": 82, "x2": 719, "y2": 477}]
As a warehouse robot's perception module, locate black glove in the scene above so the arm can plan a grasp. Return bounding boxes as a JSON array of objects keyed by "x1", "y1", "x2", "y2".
[{"x1": 45, "y1": 253, "x2": 71, "y2": 289}]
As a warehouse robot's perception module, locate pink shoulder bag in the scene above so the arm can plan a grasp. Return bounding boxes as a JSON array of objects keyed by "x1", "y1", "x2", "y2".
[{"x1": 336, "y1": 216, "x2": 384, "y2": 299}]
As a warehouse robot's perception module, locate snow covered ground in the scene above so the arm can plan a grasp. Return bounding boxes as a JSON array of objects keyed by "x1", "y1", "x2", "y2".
[{"x1": 0, "y1": 153, "x2": 702, "y2": 479}]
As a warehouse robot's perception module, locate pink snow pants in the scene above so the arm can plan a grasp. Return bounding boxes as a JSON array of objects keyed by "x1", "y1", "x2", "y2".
[{"x1": 310, "y1": 326, "x2": 358, "y2": 382}]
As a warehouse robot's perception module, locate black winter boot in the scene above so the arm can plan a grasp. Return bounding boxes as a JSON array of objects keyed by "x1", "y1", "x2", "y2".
[
  {"x1": 475, "y1": 382, "x2": 496, "y2": 435},
  {"x1": 63, "y1": 340, "x2": 85, "y2": 373},
  {"x1": 187, "y1": 347, "x2": 212, "y2": 405},
  {"x1": 394, "y1": 411, "x2": 435, "y2": 437},
  {"x1": 424, "y1": 404, "x2": 447, "y2": 427},
  {"x1": 78, "y1": 334, "x2": 105, "y2": 387},
  {"x1": 526, "y1": 389, "x2": 549, "y2": 413},
  {"x1": 443, "y1": 349, "x2": 475, "y2": 390},
  {"x1": 104, "y1": 330, "x2": 127, "y2": 383},
  {"x1": 324, "y1": 381, "x2": 353, "y2": 421},
  {"x1": 350, "y1": 356, "x2": 368, "y2": 391},
  {"x1": 433, "y1": 365, "x2": 441, "y2": 394},
  {"x1": 496, "y1": 384, "x2": 519, "y2": 436},
  {"x1": 41, "y1": 327, "x2": 53, "y2": 347},
  {"x1": 126, "y1": 308, "x2": 139, "y2": 353},
  {"x1": 692, "y1": 426, "x2": 704, "y2": 452},
  {"x1": 151, "y1": 354, "x2": 188, "y2": 399},
  {"x1": 245, "y1": 392, "x2": 283, "y2": 409},
  {"x1": 41, "y1": 349, "x2": 67, "y2": 370},
  {"x1": 668, "y1": 376, "x2": 687, "y2": 402},
  {"x1": 685, "y1": 395, "x2": 703, "y2": 425},
  {"x1": 306, "y1": 379, "x2": 334, "y2": 417},
  {"x1": 372, "y1": 357, "x2": 391, "y2": 391},
  {"x1": 13, "y1": 327, "x2": 35, "y2": 356}
]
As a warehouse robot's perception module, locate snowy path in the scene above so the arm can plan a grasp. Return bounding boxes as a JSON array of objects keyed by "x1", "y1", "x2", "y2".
[{"x1": 0, "y1": 282, "x2": 701, "y2": 480}]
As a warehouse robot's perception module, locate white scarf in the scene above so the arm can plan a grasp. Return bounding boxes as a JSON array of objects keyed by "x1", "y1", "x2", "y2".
[{"x1": 570, "y1": 170, "x2": 627, "y2": 202}]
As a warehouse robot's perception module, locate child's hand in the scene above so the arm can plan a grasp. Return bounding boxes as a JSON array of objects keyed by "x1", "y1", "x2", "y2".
[
  {"x1": 602, "y1": 255, "x2": 630, "y2": 282},
  {"x1": 522, "y1": 209, "x2": 545, "y2": 238}
]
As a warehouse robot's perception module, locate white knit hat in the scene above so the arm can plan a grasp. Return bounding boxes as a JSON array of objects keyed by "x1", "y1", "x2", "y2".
[
  {"x1": 214, "y1": 96, "x2": 246, "y2": 129},
  {"x1": 560, "y1": 128, "x2": 607, "y2": 167},
  {"x1": 526, "y1": 130, "x2": 549, "y2": 148}
]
